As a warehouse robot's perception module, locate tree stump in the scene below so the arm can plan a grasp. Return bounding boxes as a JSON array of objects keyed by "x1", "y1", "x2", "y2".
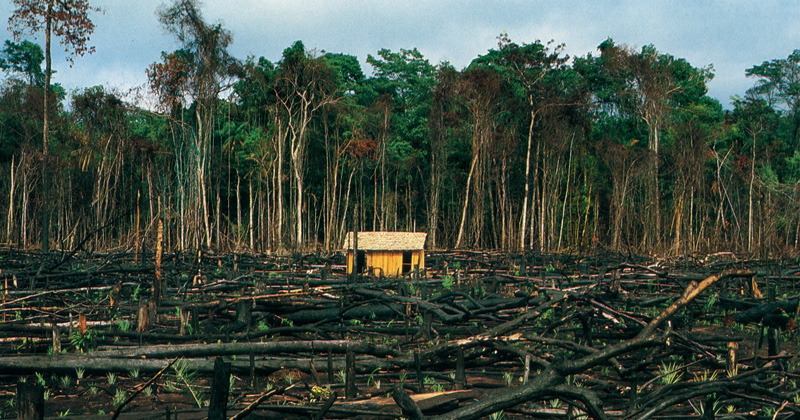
[{"x1": 16, "y1": 381, "x2": 43, "y2": 420}]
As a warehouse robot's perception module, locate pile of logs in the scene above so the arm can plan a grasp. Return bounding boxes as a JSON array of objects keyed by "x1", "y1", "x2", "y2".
[{"x1": 1, "y1": 248, "x2": 799, "y2": 419}]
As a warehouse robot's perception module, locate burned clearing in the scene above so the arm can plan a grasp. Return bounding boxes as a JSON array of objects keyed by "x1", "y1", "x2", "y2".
[{"x1": 1, "y1": 249, "x2": 799, "y2": 419}]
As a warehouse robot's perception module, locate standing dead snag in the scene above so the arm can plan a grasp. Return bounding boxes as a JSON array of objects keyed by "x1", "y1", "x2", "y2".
[{"x1": 153, "y1": 219, "x2": 163, "y2": 306}]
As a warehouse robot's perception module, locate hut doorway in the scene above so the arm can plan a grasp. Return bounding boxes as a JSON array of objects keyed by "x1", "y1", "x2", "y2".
[
  {"x1": 356, "y1": 250, "x2": 367, "y2": 273},
  {"x1": 402, "y1": 251, "x2": 412, "y2": 274}
]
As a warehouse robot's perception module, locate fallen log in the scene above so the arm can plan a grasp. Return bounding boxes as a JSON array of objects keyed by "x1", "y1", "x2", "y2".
[{"x1": 428, "y1": 269, "x2": 755, "y2": 420}]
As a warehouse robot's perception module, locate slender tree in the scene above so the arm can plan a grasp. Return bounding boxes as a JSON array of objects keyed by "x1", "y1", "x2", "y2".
[
  {"x1": 746, "y1": 50, "x2": 800, "y2": 148},
  {"x1": 148, "y1": 0, "x2": 238, "y2": 248},
  {"x1": 273, "y1": 41, "x2": 338, "y2": 247},
  {"x1": 8, "y1": 0, "x2": 99, "y2": 252}
]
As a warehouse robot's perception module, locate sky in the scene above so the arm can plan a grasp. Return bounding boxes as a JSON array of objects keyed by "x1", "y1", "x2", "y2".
[{"x1": 3, "y1": 0, "x2": 800, "y2": 109}]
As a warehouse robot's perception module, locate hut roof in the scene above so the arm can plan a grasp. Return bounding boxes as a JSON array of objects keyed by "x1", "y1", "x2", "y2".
[{"x1": 343, "y1": 231, "x2": 427, "y2": 251}]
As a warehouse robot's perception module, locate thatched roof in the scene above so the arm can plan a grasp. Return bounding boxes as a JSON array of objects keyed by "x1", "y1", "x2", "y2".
[{"x1": 343, "y1": 231, "x2": 427, "y2": 251}]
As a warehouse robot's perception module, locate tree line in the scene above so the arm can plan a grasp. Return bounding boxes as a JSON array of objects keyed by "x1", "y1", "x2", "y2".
[{"x1": 2, "y1": 0, "x2": 800, "y2": 256}]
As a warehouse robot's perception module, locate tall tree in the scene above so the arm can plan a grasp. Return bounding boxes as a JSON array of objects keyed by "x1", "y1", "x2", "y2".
[
  {"x1": 730, "y1": 97, "x2": 778, "y2": 253},
  {"x1": 148, "y1": 0, "x2": 238, "y2": 248},
  {"x1": 428, "y1": 64, "x2": 459, "y2": 249},
  {"x1": 453, "y1": 66, "x2": 504, "y2": 248},
  {"x1": 746, "y1": 50, "x2": 800, "y2": 148},
  {"x1": 594, "y1": 40, "x2": 711, "y2": 250},
  {"x1": 71, "y1": 86, "x2": 128, "y2": 247},
  {"x1": 471, "y1": 34, "x2": 571, "y2": 250},
  {"x1": 8, "y1": 0, "x2": 99, "y2": 252},
  {"x1": 273, "y1": 41, "x2": 338, "y2": 247},
  {"x1": 364, "y1": 48, "x2": 435, "y2": 234},
  {"x1": 0, "y1": 40, "x2": 45, "y2": 86}
]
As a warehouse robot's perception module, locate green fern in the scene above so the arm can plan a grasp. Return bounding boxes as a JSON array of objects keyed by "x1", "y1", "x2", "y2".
[{"x1": 171, "y1": 358, "x2": 205, "y2": 408}]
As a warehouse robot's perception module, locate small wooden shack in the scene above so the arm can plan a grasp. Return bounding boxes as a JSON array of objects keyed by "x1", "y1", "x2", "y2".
[{"x1": 343, "y1": 231, "x2": 427, "y2": 277}]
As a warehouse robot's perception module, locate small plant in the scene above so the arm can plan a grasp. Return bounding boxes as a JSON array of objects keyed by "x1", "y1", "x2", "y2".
[
  {"x1": 470, "y1": 286, "x2": 485, "y2": 298},
  {"x1": 59, "y1": 375, "x2": 73, "y2": 388},
  {"x1": 690, "y1": 396, "x2": 722, "y2": 418},
  {"x1": 442, "y1": 275, "x2": 454, "y2": 291},
  {"x1": 106, "y1": 372, "x2": 118, "y2": 385},
  {"x1": 726, "y1": 362, "x2": 738, "y2": 378},
  {"x1": 548, "y1": 398, "x2": 561, "y2": 409},
  {"x1": 128, "y1": 368, "x2": 140, "y2": 379},
  {"x1": 113, "y1": 389, "x2": 127, "y2": 405},
  {"x1": 74, "y1": 367, "x2": 85, "y2": 380},
  {"x1": 694, "y1": 369, "x2": 719, "y2": 382},
  {"x1": 310, "y1": 385, "x2": 331, "y2": 402},
  {"x1": 284, "y1": 373, "x2": 295, "y2": 385},
  {"x1": 70, "y1": 329, "x2": 97, "y2": 353},
  {"x1": 488, "y1": 411, "x2": 504, "y2": 420},
  {"x1": 399, "y1": 371, "x2": 408, "y2": 384},
  {"x1": 423, "y1": 376, "x2": 444, "y2": 392},
  {"x1": 89, "y1": 385, "x2": 99, "y2": 395},
  {"x1": 116, "y1": 318, "x2": 132, "y2": 332},
  {"x1": 335, "y1": 369, "x2": 347, "y2": 385},
  {"x1": 171, "y1": 358, "x2": 205, "y2": 408},
  {"x1": 35, "y1": 372, "x2": 46, "y2": 386},
  {"x1": 659, "y1": 360, "x2": 683, "y2": 385},
  {"x1": 164, "y1": 381, "x2": 177, "y2": 393},
  {"x1": 142, "y1": 385, "x2": 153, "y2": 397},
  {"x1": 43, "y1": 390, "x2": 51, "y2": 401},
  {"x1": 503, "y1": 372, "x2": 514, "y2": 386},
  {"x1": 57, "y1": 409, "x2": 70, "y2": 417},
  {"x1": 704, "y1": 293, "x2": 718, "y2": 312},
  {"x1": 366, "y1": 368, "x2": 382, "y2": 387}
]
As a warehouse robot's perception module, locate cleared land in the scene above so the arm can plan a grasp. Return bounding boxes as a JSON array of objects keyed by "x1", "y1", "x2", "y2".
[{"x1": 0, "y1": 249, "x2": 798, "y2": 419}]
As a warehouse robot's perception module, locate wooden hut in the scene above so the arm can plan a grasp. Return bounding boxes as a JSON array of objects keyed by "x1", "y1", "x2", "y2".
[{"x1": 343, "y1": 231, "x2": 427, "y2": 277}]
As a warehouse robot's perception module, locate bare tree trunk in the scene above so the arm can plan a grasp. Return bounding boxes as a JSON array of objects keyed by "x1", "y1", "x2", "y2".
[
  {"x1": 7, "y1": 156, "x2": 15, "y2": 244},
  {"x1": 276, "y1": 117, "x2": 284, "y2": 248},
  {"x1": 532, "y1": 140, "x2": 541, "y2": 251},
  {"x1": 338, "y1": 168, "x2": 355, "y2": 246},
  {"x1": 557, "y1": 136, "x2": 574, "y2": 250},
  {"x1": 520, "y1": 113, "x2": 535, "y2": 249},
  {"x1": 41, "y1": 10, "x2": 52, "y2": 253},
  {"x1": 249, "y1": 180, "x2": 254, "y2": 250},
  {"x1": 539, "y1": 155, "x2": 548, "y2": 251},
  {"x1": 455, "y1": 158, "x2": 477, "y2": 249},
  {"x1": 500, "y1": 157, "x2": 508, "y2": 249},
  {"x1": 22, "y1": 165, "x2": 28, "y2": 248},
  {"x1": 748, "y1": 139, "x2": 756, "y2": 253},
  {"x1": 428, "y1": 152, "x2": 441, "y2": 249},
  {"x1": 651, "y1": 126, "x2": 661, "y2": 250},
  {"x1": 236, "y1": 170, "x2": 242, "y2": 246}
]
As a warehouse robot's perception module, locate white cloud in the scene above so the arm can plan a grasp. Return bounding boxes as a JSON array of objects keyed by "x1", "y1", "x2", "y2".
[{"x1": 3, "y1": 0, "x2": 800, "y2": 107}]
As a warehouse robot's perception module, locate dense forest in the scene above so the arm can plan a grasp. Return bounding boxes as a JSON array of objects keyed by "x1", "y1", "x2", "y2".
[{"x1": 3, "y1": 0, "x2": 800, "y2": 256}]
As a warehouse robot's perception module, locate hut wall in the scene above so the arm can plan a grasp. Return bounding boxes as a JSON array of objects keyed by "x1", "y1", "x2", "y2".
[
  {"x1": 368, "y1": 251, "x2": 403, "y2": 277},
  {"x1": 346, "y1": 249, "x2": 425, "y2": 277}
]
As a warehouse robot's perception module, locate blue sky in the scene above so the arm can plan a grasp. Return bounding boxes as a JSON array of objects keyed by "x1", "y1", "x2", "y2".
[{"x1": 3, "y1": 0, "x2": 800, "y2": 108}]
